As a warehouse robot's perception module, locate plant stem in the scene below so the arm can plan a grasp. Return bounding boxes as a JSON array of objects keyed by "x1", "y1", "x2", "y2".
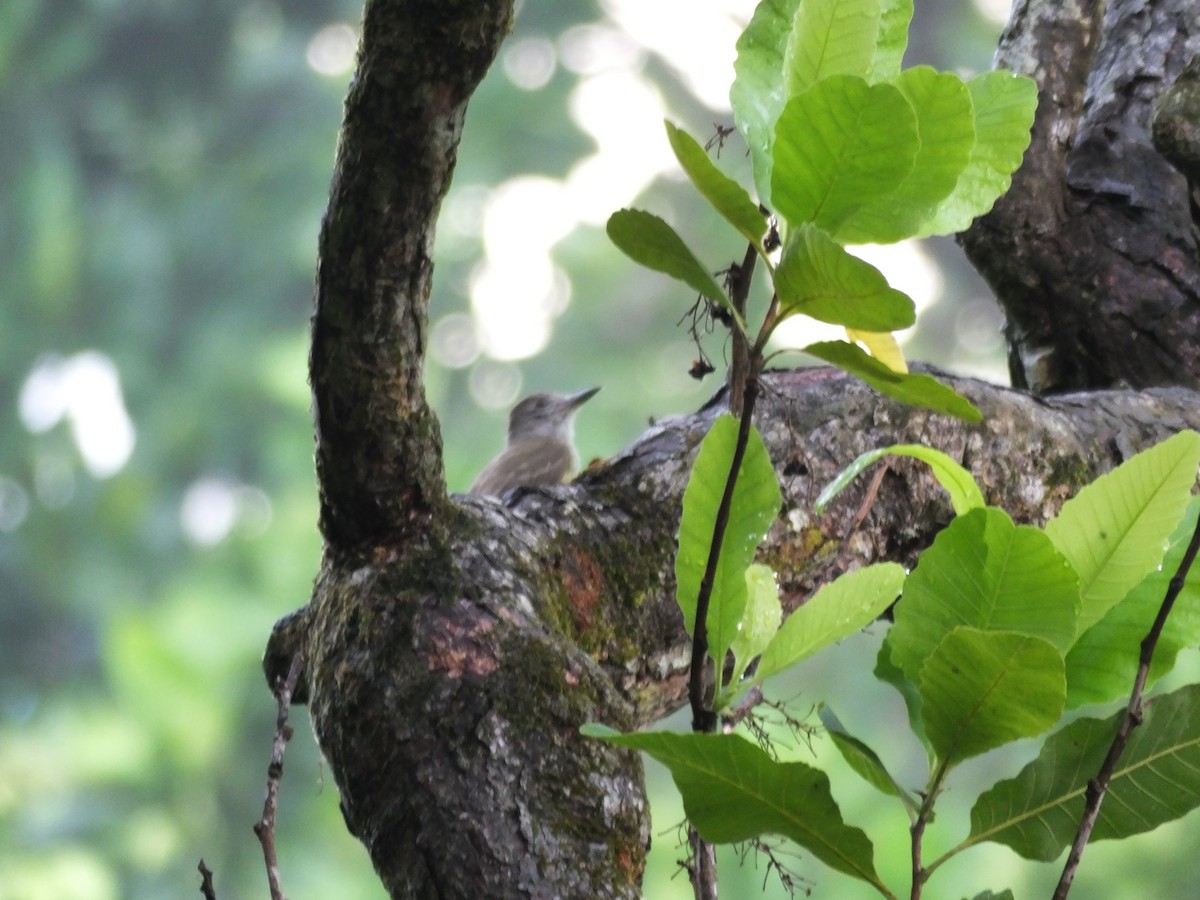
[
  {"x1": 685, "y1": 241, "x2": 762, "y2": 900},
  {"x1": 1052, "y1": 509, "x2": 1200, "y2": 898},
  {"x1": 727, "y1": 242, "x2": 757, "y2": 418},
  {"x1": 688, "y1": 825, "x2": 719, "y2": 900},
  {"x1": 687, "y1": 238, "x2": 761, "y2": 733},
  {"x1": 908, "y1": 814, "x2": 925, "y2": 900}
]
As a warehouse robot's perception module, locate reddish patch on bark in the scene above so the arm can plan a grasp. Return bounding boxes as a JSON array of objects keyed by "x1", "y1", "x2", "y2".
[
  {"x1": 558, "y1": 545, "x2": 603, "y2": 632},
  {"x1": 424, "y1": 602, "x2": 499, "y2": 678}
]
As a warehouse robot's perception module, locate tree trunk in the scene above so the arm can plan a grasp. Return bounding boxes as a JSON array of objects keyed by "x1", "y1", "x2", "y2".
[
  {"x1": 960, "y1": 0, "x2": 1200, "y2": 394},
  {"x1": 264, "y1": 1, "x2": 1200, "y2": 896}
]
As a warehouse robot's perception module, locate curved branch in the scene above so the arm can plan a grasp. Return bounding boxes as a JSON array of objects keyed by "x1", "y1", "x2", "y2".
[{"x1": 310, "y1": 0, "x2": 514, "y2": 546}]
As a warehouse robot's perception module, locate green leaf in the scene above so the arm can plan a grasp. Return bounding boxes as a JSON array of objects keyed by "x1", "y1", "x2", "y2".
[
  {"x1": 731, "y1": 0, "x2": 804, "y2": 206},
  {"x1": 772, "y1": 76, "x2": 919, "y2": 234},
  {"x1": 802, "y1": 340, "x2": 982, "y2": 422},
  {"x1": 786, "y1": 0, "x2": 880, "y2": 93},
  {"x1": 867, "y1": 0, "x2": 913, "y2": 83},
  {"x1": 676, "y1": 417, "x2": 782, "y2": 679},
  {"x1": 820, "y1": 704, "x2": 920, "y2": 813},
  {"x1": 915, "y1": 70, "x2": 1038, "y2": 237},
  {"x1": 815, "y1": 443, "x2": 985, "y2": 516},
  {"x1": 1064, "y1": 497, "x2": 1200, "y2": 708},
  {"x1": 755, "y1": 562, "x2": 904, "y2": 684},
  {"x1": 606, "y1": 208, "x2": 740, "y2": 328},
  {"x1": 875, "y1": 639, "x2": 934, "y2": 762},
  {"x1": 774, "y1": 224, "x2": 915, "y2": 330},
  {"x1": 664, "y1": 121, "x2": 766, "y2": 246},
  {"x1": 835, "y1": 67, "x2": 976, "y2": 245},
  {"x1": 969, "y1": 683, "x2": 1200, "y2": 861},
  {"x1": 583, "y1": 728, "x2": 883, "y2": 888},
  {"x1": 920, "y1": 628, "x2": 1065, "y2": 766},
  {"x1": 1044, "y1": 429, "x2": 1200, "y2": 634},
  {"x1": 889, "y1": 507, "x2": 1080, "y2": 684},
  {"x1": 724, "y1": 563, "x2": 783, "y2": 700}
]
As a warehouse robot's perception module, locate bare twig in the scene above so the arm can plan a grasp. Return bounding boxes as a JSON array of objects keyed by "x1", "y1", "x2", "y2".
[
  {"x1": 197, "y1": 859, "x2": 217, "y2": 899},
  {"x1": 254, "y1": 650, "x2": 305, "y2": 900},
  {"x1": 721, "y1": 684, "x2": 764, "y2": 731},
  {"x1": 726, "y1": 242, "x2": 758, "y2": 418},
  {"x1": 1053, "y1": 510, "x2": 1200, "y2": 898},
  {"x1": 688, "y1": 825, "x2": 720, "y2": 900},
  {"x1": 687, "y1": 239, "x2": 761, "y2": 734},
  {"x1": 909, "y1": 812, "x2": 927, "y2": 900},
  {"x1": 685, "y1": 240, "x2": 762, "y2": 900}
]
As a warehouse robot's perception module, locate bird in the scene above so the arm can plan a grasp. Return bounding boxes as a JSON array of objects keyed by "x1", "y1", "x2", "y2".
[{"x1": 468, "y1": 387, "x2": 600, "y2": 497}]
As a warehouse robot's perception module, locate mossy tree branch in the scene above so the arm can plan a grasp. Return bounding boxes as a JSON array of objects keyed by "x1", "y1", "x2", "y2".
[{"x1": 264, "y1": 1, "x2": 1200, "y2": 897}]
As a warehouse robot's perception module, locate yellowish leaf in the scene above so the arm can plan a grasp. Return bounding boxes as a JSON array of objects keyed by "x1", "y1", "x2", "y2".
[{"x1": 846, "y1": 328, "x2": 908, "y2": 373}]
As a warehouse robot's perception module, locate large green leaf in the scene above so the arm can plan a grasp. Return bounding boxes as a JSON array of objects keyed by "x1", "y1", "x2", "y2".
[
  {"x1": 802, "y1": 340, "x2": 982, "y2": 422},
  {"x1": 815, "y1": 443, "x2": 985, "y2": 516},
  {"x1": 771, "y1": 76, "x2": 919, "y2": 234},
  {"x1": 969, "y1": 684, "x2": 1200, "y2": 861},
  {"x1": 785, "y1": 0, "x2": 880, "y2": 93},
  {"x1": 889, "y1": 508, "x2": 1080, "y2": 684},
  {"x1": 675, "y1": 416, "x2": 782, "y2": 676},
  {"x1": 1064, "y1": 497, "x2": 1200, "y2": 708},
  {"x1": 582, "y1": 727, "x2": 883, "y2": 888},
  {"x1": 1044, "y1": 429, "x2": 1200, "y2": 634},
  {"x1": 920, "y1": 628, "x2": 1065, "y2": 766},
  {"x1": 606, "y1": 208, "x2": 740, "y2": 328},
  {"x1": 875, "y1": 639, "x2": 934, "y2": 762},
  {"x1": 665, "y1": 121, "x2": 766, "y2": 246},
  {"x1": 754, "y1": 562, "x2": 904, "y2": 684},
  {"x1": 820, "y1": 704, "x2": 920, "y2": 813},
  {"x1": 915, "y1": 70, "x2": 1037, "y2": 237},
  {"x1": 774, "y1": 224, "x2": 915, "y2": 330},
  {"x1": 866, "y1": 0, "x2": 913, "y2": 83},
  {"x1": 835, "y1": 67, "x2": 975, "y2": 244},
  {"x1": 731, "y1": 0, "x2": 804, "y2": 206}
]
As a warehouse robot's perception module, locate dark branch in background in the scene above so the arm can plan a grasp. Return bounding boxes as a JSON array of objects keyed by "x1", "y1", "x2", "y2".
[
  {"x1": 1052, "y1": 511, "x2": 1200, "y2": 899},
  {"x1": 254, "y1": 651, "x2": 305, "y2": 900},
  {"x1": 197, "y1": 859, "x2": 217, "y2": 900}
]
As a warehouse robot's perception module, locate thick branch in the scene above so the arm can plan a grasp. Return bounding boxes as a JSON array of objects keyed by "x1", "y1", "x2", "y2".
[
  {"x1": 962, "y1": 0, "x2": 1200, "y2": 394},
  {"x1": 267, "y1": 369, "x2": 1200, "y2": 898},
  {"x1": 309, "y1": 0, "x2": 514, "y2": 545},
  {"x1": 270, "y1": 1, "x2": 1200, "y2": 897}
]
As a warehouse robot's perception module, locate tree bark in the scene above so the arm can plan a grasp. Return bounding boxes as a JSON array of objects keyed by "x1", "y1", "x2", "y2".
[
  {"x1": 263, "y1": 1, "x2": 1200, "y2": 897},
  {"x1": 961, "y1": 0, "x2": 1200, "y2": 394}
]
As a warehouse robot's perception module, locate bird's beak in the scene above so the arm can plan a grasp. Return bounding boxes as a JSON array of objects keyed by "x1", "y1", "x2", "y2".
[{"x1": 567, "y1": 386, "x2": 601, "y2": 409}]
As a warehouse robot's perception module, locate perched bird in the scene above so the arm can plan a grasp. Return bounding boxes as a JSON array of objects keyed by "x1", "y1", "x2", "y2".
[{"x1": 469, "y1": 387, "x2": 600, "y2": 497}]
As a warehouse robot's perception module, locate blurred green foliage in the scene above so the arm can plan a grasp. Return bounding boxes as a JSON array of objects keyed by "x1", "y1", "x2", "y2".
[{"x1": 6, "y1": 1, "x2": 1195, "y2": 898}]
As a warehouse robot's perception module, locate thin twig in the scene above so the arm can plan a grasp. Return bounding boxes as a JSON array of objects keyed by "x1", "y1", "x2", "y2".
[
  {"x1": 197, "y1": 859, "x2": 217, "y2": 899},
  {"x1": 687, "y1": 238, "x2": 760, "y2": 733},
  {"x1": 908, "y1": 814, "x2": 926, "y2": 900},
  {"x1": 688, "y1": 825, "x2": 720, "y2": 900},
  {"x1": 726, "y1": 242, "x2": 758, "y2": 418},
  {"x1": 688, "y1": 372, "x2": 761, "y2": 734},
  {"x1": 685, "y1": 240, "x2": 762, "y2": 900},
  {"x1": 254, "y1": 650, "x2": 305, "y2": 900},
  {"x1": 721, "y1": 685, "x2": 764, "y2": 731},
  {"x1": 1052, "y1": 509, "x2": 1200, "y2": 899}
]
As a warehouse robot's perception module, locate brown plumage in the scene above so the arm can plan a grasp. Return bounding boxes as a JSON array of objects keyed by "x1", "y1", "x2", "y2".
[{"x1": 468, "y1": 387, "x2": 599, "y2": 497}]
